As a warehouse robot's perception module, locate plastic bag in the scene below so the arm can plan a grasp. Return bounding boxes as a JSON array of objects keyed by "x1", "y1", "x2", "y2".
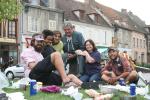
[{"x1": 0, "y1": 71, "x2": 9, "y2": 89}]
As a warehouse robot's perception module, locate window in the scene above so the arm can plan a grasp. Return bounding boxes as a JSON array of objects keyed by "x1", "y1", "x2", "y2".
[
  {"x1": 121, "y1": 22, "x2": 127, "y2": 27},
  {"x1": 114, "y1": 20, "x2": 119, "y2": 24},
  {"x1": 143, "y1": 40, "x2": 146, "y2": 48},
  {"x1": 140, "y1": 39, "x2": 142, "y2": 48},
  {"x1": 8, "y1": 21, "x2": 16, "y2": 38},
  {"x1": 133, "y1": 37, "x2": 135, "y2": 47},
  {"x1": 73, "y1": 9, "x2": 85, "y2": 20},
  {"x1": 148, "y1": 41, "x2": 150, "y2": 51},
  {"x1": 0, "y1": 23, "x2": 1, "y2": 37},
  {"x1": 134, "y1": 51, "x2": 138, "y2": 61},
  {"x1": 141, "y1": 53, "x2": 144, "y2": 63},
  {"x1": 88, "y1": 13, "x2": 99, "y2": 23},
  {"x1": 74, "y1": 10, "x2": 80, "y2": 18},
  {"x1": 88, "y1": 14, "x2": 95, "y2": 21},
  {"x1": 28, "y1": 16, "x2": 40, "y2": 33},
  {"x1": 137, "y1": 38, "x2": 138, "y2": 48}
]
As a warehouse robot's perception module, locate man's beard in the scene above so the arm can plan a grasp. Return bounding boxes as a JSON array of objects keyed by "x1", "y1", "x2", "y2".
[{"x1": 34, "y1": 45, "x2": 43, "y2": 53}]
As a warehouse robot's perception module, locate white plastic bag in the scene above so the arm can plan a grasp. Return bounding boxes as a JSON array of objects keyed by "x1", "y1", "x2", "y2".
[
  {"x1": 9, "y1": 77, "x2": 30, "y2": 89},
  {"x1": 0, "y1": 71, "x2": 9, "y2": 89}
]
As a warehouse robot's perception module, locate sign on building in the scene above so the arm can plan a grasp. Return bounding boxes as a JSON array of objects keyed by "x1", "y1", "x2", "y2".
[{"x1": 49, "y1": 20, "x2": 56, "y2": 31}]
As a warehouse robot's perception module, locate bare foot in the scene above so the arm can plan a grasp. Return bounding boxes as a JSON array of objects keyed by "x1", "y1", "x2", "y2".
[{"x1": 62, "y1": 76, "x2": 70, "y2": 84}]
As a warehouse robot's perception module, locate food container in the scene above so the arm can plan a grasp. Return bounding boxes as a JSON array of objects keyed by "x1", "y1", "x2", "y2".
[{"x1": 99, "y1": 85, "x2": 118, "y2": 95}]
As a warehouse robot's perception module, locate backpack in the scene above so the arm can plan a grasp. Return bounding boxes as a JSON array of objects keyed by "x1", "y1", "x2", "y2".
[{"x1": 119, "y1": 54, "x2": 136, "y2": 70}]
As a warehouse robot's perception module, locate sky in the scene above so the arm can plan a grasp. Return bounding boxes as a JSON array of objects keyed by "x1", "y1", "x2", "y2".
[
  {"x1": 95, "y1": 0, "x2": 150, "y2": 25},
  {"x1": 75, "y1": 0, "x2": 150, "y2": 25}
]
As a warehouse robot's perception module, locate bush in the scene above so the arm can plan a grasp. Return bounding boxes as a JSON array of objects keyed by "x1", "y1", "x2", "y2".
[{"x1": 137, "y1": 63, "x2": 150, "y2": 68}]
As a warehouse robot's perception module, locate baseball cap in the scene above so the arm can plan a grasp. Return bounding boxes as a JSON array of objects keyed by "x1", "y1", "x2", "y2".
[
  {"x1": 32, "y1": 34, "x2": 44, "y2": 41},
  {"x1": 108, "y1": 47, "x2": 119, "y2": 53}
]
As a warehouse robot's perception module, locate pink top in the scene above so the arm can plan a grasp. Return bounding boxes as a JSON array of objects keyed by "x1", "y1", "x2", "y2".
[{"x1": 21, "y1": 47, "x2": 44, "y2": 77}]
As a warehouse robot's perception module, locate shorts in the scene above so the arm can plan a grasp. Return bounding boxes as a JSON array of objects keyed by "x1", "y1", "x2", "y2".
[{"x1": 29, "y1": 55, "x2": 62, "y2": 85}]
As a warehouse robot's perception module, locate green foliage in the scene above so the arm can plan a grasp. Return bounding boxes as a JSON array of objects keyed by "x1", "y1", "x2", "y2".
[
  {"x1": 137, "y1": 63, "x2": 150, "y2": 68},
  {"x1": 0, "y1": 0, "x2": 22, "y2": 22},
  {"x1": 3, "y1": 87, "x2": 146, "y2": 100}
]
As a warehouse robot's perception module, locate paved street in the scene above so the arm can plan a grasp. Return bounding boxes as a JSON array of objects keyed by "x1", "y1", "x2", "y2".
[{"x1": 140, "y1": 73, "x2": 150, "y2": 82}]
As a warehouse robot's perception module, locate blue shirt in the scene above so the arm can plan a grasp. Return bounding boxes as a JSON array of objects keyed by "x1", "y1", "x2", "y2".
[{"x1": 85, "y1": 50, "x2": 101, "y2": 75}]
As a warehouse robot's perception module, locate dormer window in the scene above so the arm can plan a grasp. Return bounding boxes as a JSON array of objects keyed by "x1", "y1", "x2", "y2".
[
  {"x1": 114, "y1": 20, "x2": 120, "y2": 24},
  {"x1": 134, "y1": 25, "x2": 137, "y2": 28},
  {"x1": 88, "y1": 14, "x2": 95, "y2": 21},
  {"x1": 121, "y1": 21, "x2": 127, "y2": 27},
  {"x1": 74, "y1": 10, "x2": 80, "y2": 18},
  {"x1": 73, "y1": 9, "x2": 85, "y2": 20},
  {"x1": 88, "y1": 13, "x2": 99, "y2": 23}
]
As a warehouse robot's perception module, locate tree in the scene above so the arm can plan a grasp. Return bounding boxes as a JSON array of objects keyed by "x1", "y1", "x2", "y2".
[{"x1": 0, "y1": 0, "x2": 22, "y2": 34}]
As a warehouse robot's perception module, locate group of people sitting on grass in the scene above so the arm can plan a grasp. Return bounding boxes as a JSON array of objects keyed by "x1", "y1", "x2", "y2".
[{"x1": 21, "y1": 22, "x2": 139, "y2": 87}]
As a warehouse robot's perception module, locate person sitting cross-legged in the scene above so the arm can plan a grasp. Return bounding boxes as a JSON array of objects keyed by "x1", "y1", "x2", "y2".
[{"x1": 101, "y1": 47, "x2": 138, "y2": 85}]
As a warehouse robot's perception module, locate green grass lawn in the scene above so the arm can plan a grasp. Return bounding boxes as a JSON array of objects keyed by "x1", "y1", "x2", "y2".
[{"x1": 3, "y1": 87, "x2": 146, "y2": 100}]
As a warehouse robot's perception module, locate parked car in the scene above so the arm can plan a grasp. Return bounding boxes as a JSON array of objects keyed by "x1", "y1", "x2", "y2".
[{"x1": 4, "y1": 64, "x2": 24, "y2": 79}]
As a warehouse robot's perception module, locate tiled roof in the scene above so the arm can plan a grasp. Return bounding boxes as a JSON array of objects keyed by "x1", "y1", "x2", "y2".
[
  {"x1": 95, "y1": 2, "x2": 147, "y2": 33},
  {"x1": 95, "y1": 2, "x2": 122, "y2": 22},
  {"x1": 55, "y1": 0, "x2": 110, "y2": 27},
  {"x1": 127, "y1": 12, "x2": 147, "y2": 33}
]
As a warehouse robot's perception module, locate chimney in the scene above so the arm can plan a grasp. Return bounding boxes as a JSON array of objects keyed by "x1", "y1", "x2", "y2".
[
  {"x1": 85, "y1": 0, "x2": 95, "y2": 6},
  {"x1": 121, "y1": 9, "x2": 127, "y2": 13},
  {"x1": 128, "y1": 11, "x2": 133, "y2": 15}
]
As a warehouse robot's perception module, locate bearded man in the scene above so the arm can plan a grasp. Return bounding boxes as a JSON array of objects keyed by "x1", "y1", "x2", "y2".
[{"x1": 101, "y1": 47, "x2": 138, "y2": 85}]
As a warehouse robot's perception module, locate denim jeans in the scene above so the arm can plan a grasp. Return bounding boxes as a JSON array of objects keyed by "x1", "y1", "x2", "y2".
[
  {"x1": 62, "y1": 53, "x2": 85, "y2": 75},
  {"x1": 80, "y1": 73, "x2": 100, "y2": 82}
]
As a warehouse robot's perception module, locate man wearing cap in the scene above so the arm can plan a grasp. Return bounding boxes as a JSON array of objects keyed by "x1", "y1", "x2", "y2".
[
  {"x1": 101, "y1": 47, "x2": 138, "y2": 85},
  {"x1": 21, "y1": 33, "x2": 70, "y2": 85},
  {"x1": 62, "y1": 23, "x2": 85, "y2": 75}
]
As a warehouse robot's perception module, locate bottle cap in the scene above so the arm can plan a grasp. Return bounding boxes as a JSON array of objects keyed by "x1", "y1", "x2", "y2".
[{"x1": 30, "y1": 79, "x2": 36, "y2": 82}]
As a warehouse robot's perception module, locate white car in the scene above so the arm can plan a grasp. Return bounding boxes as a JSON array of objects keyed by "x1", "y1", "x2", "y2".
[{"x1": 4, "y1": 64, "x2": 24, "y2": 79}]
